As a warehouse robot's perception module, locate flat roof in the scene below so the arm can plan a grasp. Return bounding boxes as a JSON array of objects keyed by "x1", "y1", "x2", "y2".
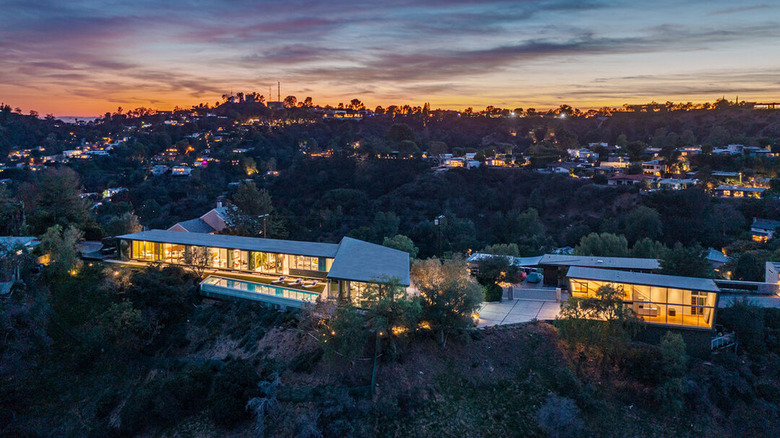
[
  {"x1": 567, "y1": 266, "x2": 719, "y2": 292},
  {"x1": 116, "y1": 230, "x2": 411, "y2": 285},
  {"x1": 539, "y1": 254, "x2": 660, "y2": 270},
  {"x1": 327, "y1": 237, "x2": 410, "y2": 286},
  {"x1": 117, "y1": 229, "x2": 340, "y2": 258}
]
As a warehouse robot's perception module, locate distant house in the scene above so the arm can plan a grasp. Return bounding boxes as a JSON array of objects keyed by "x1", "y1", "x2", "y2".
[
  {"x1": 151, "y1": 165, "x2": 169, "y2": 176},
  {"x1": 599, "y1": 157, "x2": 630, "y2": 169},
  {"x1": 658, "y1": 178, "x2": 697, "y2": 190},
  {"x1": 714, "y1": 185, "x2": 766, "y2": 199},
  {"x1": 0, "y1": 236, "x2": 40, "y2": 294},
  {"x1": 171, "y1": 165, "x2": 192, "y2": 177},
  {"x1": 485, "y1": 157, "x2": 510, "y2": 167},
  {"x1": 751, "y1": 218, "x2": 780, "y2": 242},
  {"x1": 102, "y1": 187, "x2": 127, "y2": 199},
  {"x1": 608, "y1": 173, "x2": 653, "y2": 186},
  {"x1": 567, "y1": 148, "x2": 599, "y2": 160},
  {"x1": 168, "y1": 203, "x2": 231, "y2": 234},
  {"x1": 642, "y1": 160, "x2": 665, "y2": 176},
  {"x1": 706, "y1": 248, "x2": 729, "y2": 270}
]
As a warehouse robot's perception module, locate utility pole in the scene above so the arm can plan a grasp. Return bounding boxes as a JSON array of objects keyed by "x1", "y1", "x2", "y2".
[
  {"x1": 258, "y1": 213, "x2": 269, "y2": 237},
  {"x1": 434, "y1": 215, "x2": 445, "y2": 257}
]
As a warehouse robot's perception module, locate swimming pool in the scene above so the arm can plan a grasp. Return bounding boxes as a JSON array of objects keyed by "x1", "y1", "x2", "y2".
[{"x1": 200, "y1": 276, "x2": 320, "y2": 307}]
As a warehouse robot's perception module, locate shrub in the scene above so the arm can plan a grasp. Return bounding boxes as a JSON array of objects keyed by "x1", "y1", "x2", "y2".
[
  {"x1": 718, "y1": 300, "x2": 766, "y2": 354},
  {"x1": 208, "y1": 358, "x2": 259, "y2": 427},
  {"x1": 483, "y1": 283, "x2": 502, "y2": 302},
  {"x1": 536, "y1": 394, "x2": 584, "y2": 438}
]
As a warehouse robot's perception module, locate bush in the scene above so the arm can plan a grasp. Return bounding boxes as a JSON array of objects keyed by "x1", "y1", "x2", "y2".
[
  {"x1": 623, "y1": 344, "x2": 664, "y2": 385},
  {"x1": 536, "y1": 394, "x2": 583, "y2": 438},
  {"x1": 483, "y1": 283, "x2": 502, "y2": 302},
  {"x1": 207, "y1": 358, "x2": 259, "y2": 427},
  {"x1": 119, "y1": 362, "x2": 215, "y2": 434},
  {"x1": 718, "y1": 300, "x2": 766, "y2": 354}
]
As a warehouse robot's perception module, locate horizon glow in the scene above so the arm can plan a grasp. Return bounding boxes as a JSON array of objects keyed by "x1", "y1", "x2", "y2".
[{"x1": 1, "y1": 0, "x2": 779, "y2": 117}]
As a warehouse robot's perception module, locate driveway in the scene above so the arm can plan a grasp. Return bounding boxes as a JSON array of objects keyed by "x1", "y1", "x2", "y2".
[{"x1": 477, "y1": 285, "x2": 568, "y2": 327}]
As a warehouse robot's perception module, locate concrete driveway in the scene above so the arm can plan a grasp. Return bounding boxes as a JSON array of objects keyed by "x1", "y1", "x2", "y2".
[{"x1": 476, "y1": 285, "x2": 568, "y2": 327}]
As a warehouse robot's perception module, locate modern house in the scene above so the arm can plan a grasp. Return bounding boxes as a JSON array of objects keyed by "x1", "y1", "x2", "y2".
[
  {"x1": 567, "y1": 266, "x2": 719, "y2": 330},
  {"x1": 114, "y1": 230, "x2": 410, "y2": 308},
  {"x1": 465, "y1": 252, "x2": 660, "y2": 286},
  {"x1": 751, "y1": 218, "x2": 780, "y2": 242},
  {"x1": 538, "y1": 254, "x2": 660, "y2": 286},
  {"x1": 714, "y1": 185, "x2": 766, "y2": 199}
]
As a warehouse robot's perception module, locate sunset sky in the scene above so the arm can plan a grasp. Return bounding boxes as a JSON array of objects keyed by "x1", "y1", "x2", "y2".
[{"x1": 2, "y1": 0, "x2": 779, "y2": 117}]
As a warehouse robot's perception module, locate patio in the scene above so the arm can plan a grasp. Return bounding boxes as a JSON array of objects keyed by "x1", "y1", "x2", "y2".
[{"x1": 477, "y1": 285, "x2": 567, "y2": 327}]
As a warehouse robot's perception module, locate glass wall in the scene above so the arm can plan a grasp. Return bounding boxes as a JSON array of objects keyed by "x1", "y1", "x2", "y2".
[
  {"x1": 208, "y1": 247, "x2": 228, "y2": 269},
  {"x1": 125, "y1": 240, "x2": 335, "y2": 279},
  {"x1": 251, "y1": 251, "x2": 285, "y2": 274},
  {"x1": 163, "y1": 243, "x2": 185, "y2": 264},
  {"x1": 290, "y1": 255, "x2": 319, "y2": 271},
  {"x1": 132, "y1": 240, "x2": 159, "y2": 261},
  {"x1": 569, "y1": 277, "x2": 717, "y2": 329}
]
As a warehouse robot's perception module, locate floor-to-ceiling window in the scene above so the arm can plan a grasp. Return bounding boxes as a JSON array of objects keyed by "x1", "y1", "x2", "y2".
[
  {"x1": 132, "y1": 240, "x2": 159, "y2": 261},
  {"x1": 164, "y1": 243, "x2": 185, "y2": 264},
  {"x1": 569, "y1": 277, "x2": 716, "y2": 328},
  {"x1": 231, "y1": 249, "x2": 249, "y2": 271},
  {"x1": 208, "y1": 247, "x2": 228, "y2": 269},
  {"x1": 252, "y1": 251, "x2": 284, "y2": 274},
  {"x1": 290, "y1": 255, "x2": 319, "y2": 271}
]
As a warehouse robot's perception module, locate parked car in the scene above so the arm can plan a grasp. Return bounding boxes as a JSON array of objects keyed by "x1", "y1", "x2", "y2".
[{"x1": 526, "y1": 271, "x2": 542, "y2": 283}]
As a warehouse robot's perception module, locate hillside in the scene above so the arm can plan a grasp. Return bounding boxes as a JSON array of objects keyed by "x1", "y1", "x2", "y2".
[{"x1": 3, "y1": 264, "x2": 780, "y2": 437}]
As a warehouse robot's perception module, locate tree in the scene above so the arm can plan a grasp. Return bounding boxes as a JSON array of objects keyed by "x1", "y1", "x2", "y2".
[
  {"x1": 556, "y1": 285, "x2": 643, "y2": 368},
  {"x1": 283, "y1": 95, "x2": 297, "y2": 108},
  {"x1": 386, "y1": 123, "x2": 415, "y2": 143},
  {"x1": 733, "y1": 252, "x2": 764, "y2": 282},
  {"x1": 482, "y1": 243, "x2": 520, "y2": 256},
  {"x1": 316, "y1": 303, "x2": 370, "y2": 364},
  {"x1": 362, "y1": 279, "x2": 422, "y2": 358},
  {"x1": 428, "y1": 141, "x2": 448, "y2": 156},
  {"x1": 660, "y1": 243, "x2": 712, "y2": 278},
  {"x1": 655, "y1": 332, "x2": 688, "y2": 413},
  {"x1": 383, "y1": 234, "x2": 418, "y2": 259},
  {"x1": 573, "y1": 232, "x2": 629, "y2": 257},
  {"x1": 104, "y1": 212, "x2": 142, "y2": 236},
  {"x1": 348, "y1": 98, "x2": 365, "y2": 110},
  {"x1": 624, "y1": 206, "x2": 663, "y2": 243},
  {"x1": 40, "y1": 224, "x2": 83, "y2": 279},
  {"x1": 411, "y1": 257, "x2": 483, "y2": 347},
  {"x1": 625, "y1": 141, "x2": 646, "y2": 162},
  {"x1": 225, "y1": 181, "x2": 285, "y2": 238},
  {"x1": 474, "y1": 255, "x2": 521, "y2": 302},
  {"x1": 631, "y1": 238, "x2": 668, "y2": 259},
  {"x1": 182, "y1": 245, "x2": 209, "y2": 279},
  {"x1": 26, "y1": 167, "x2": 91, "y2": 235}
]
